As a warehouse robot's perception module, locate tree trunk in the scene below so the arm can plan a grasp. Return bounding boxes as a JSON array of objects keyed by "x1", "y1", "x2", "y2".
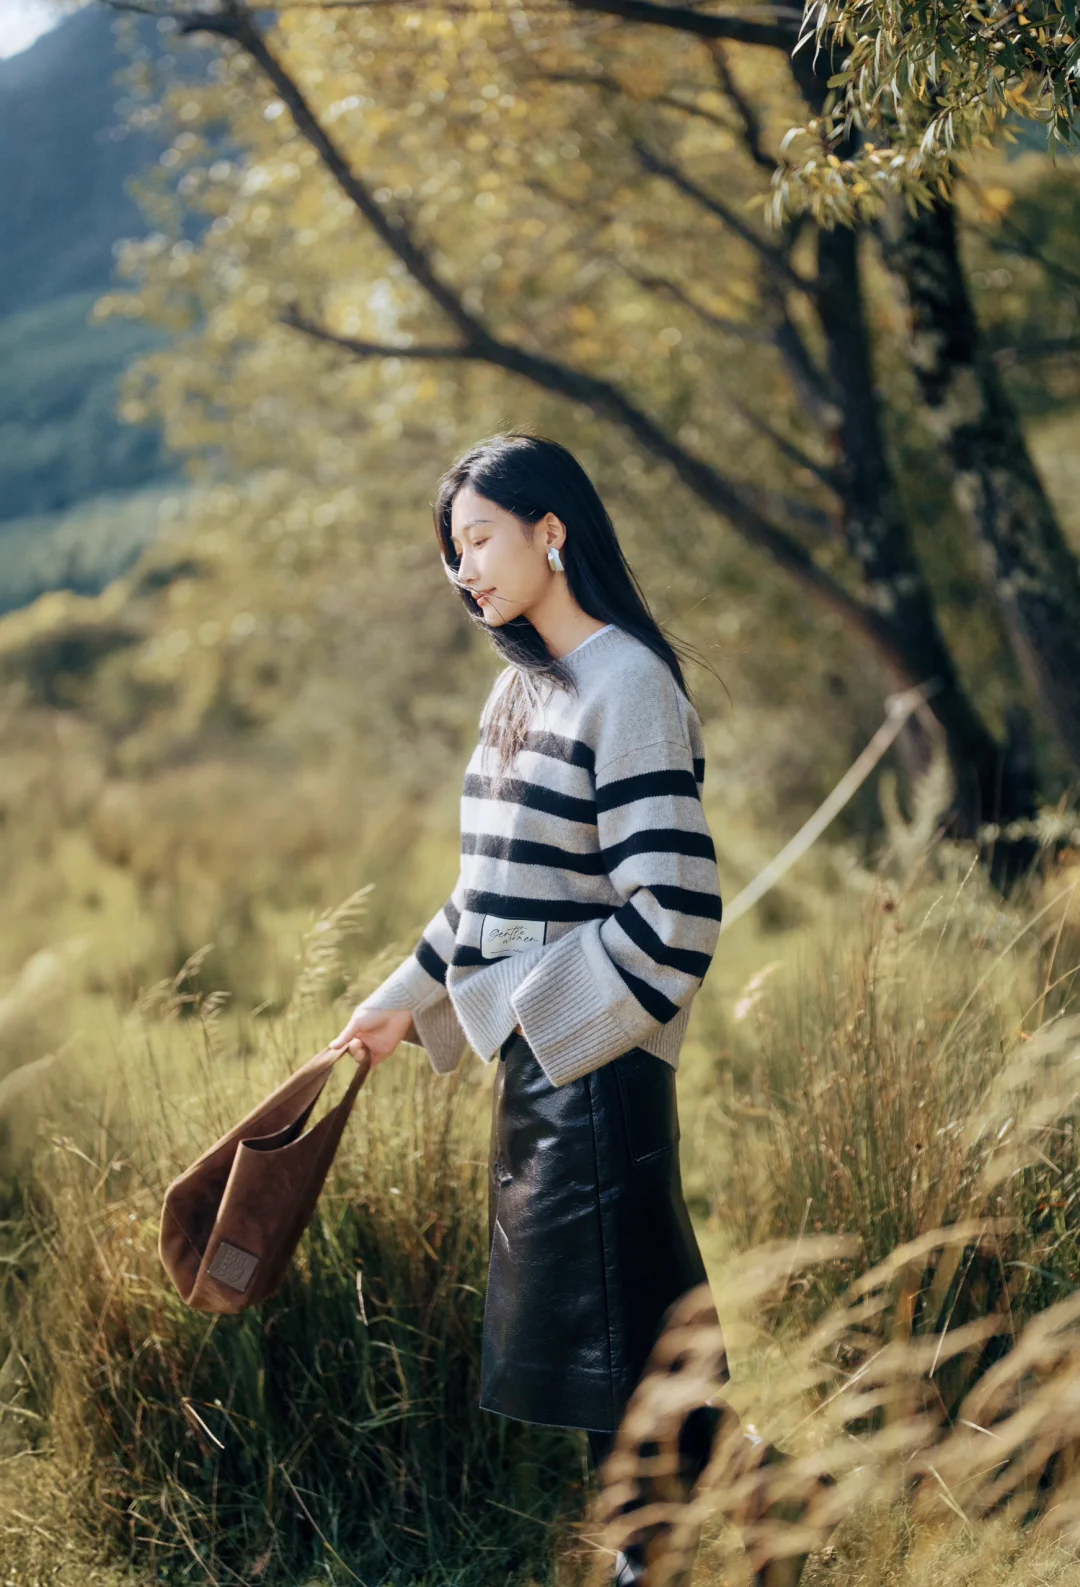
[
  {"x1": 813, "y1": 221, "x2": 1035, "y2": 836},
  {"x1": 880, "y1": 196, "x2": 1080, "y2": 781}
]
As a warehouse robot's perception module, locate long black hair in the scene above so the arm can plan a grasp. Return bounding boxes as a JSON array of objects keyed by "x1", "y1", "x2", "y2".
[{"x1": 433, "y1": 428, "x2": 708, "y2": 778}]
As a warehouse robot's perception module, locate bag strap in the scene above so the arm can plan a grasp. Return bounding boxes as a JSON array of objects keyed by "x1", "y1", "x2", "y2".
[{"x1": 303, "y1": 1040, "x2": 371, "y2": 1122}]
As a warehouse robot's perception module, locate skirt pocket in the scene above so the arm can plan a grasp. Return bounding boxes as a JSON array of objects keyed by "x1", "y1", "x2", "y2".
[{"x1": 614, "y1": 1049, "x2": 681, "y2": 1164}]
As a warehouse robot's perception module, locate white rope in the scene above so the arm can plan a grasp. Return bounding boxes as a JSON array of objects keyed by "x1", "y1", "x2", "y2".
[{"x1": 717, "y1": 681, "x2": 937, "y2": 935}]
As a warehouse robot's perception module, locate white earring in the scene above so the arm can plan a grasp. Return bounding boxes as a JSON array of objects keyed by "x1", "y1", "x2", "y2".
[{"x1": 547, "y1": 545, "x2": 564, "y2": 573}]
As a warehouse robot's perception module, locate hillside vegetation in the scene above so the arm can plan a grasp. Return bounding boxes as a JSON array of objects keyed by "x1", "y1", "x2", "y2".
[
  {"x1": 0, "y1": 294, "x2": 167, "y2": 526},
  {"x1": 0, "y1": 8, "x2": 175, "y2": 607}
]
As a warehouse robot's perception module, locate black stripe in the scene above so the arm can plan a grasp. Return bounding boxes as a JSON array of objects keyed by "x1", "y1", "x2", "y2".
[
  {"x1": 522, "y1": 729, "x2": 596, "y2": 774},
  {"x1": 416, "y1": 936, "x2": 449, "y2": 985},
  {"x1": 612, "y1": 894, "x2": 715, "y2": 979},
  {"x1": 464, "y1": 891, "x2": 615, "y2": 923},
  {"x1": 463, "y1": 773, "x2": 596, "y2": 826},
  {"x1": 462, "y1": 831, "x2": 607, "y2": 875},
  {"x1": 596, "y1": 767, "x2": 701, "y2": 810},
  {"x1": 602, "y1": 828, "x2": 718, "y2": 869},
  {"x1": 612, "y1": 959, "x2": 682, "y2": 1024},
  {"x1": 650, "y1": 882, "x2": 723, "y2": 922},
  {"x1": 444, "y1": 896, "x2": 462, "y2": 931},
  {"x1": 693, "y1": 756, "x2": 705, "y2": 785},
  {"x1": 450, "y1": 945, "x2": 490, "y2": 968}
]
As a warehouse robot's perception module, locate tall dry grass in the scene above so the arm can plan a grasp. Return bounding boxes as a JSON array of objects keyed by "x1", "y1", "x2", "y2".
[
  {"x1": 592, "y1": 1212, "x2": 1080, "y2": 1587},
  {"x1": 2, "y1": 903, "x2": 582, "y2": 1585},
  {"x1": 700, "y1": 833, "x2": 1080, "y2": 1333},
  {"x1": 4, "y1": 817, "x2": 1080, "y2": 1585},
  {"x1": 581, "y1": 831, "x2": 1080, "y2": 1587}
]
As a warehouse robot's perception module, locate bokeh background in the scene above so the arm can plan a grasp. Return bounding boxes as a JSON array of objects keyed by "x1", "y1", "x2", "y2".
[{"x1": 5, "y1": 2, "x2": 1080, "y2": 1584}]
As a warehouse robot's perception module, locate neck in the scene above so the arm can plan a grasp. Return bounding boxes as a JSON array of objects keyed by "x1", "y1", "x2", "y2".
[
  {"x1": 536, "y1": 618, "x2": 610, "y2": 659},
  {"x1": 523, "y1": 588, "x2": 609, "y2": 659}
]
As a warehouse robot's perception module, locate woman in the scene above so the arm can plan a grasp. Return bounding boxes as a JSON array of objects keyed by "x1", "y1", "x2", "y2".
[{"x1": 330, "y1": 430, "x2": 747, "y2": 1586}]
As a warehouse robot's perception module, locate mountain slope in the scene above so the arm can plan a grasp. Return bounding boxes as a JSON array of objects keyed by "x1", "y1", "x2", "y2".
[
  {"x1": 0, "y1": 292, "x2": 167, "y2": 520},
  {"x1": 0, "y1": 5, "x2": 160, "y2": 317},
  {"x1": 0, "y1": 5, "x2": 176, "y2": 573}
]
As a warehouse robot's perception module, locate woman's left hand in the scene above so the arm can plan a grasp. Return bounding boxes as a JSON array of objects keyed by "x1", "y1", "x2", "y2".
[{"x1": 329, "y1": 1004, "x2": 413, "y2": 1068}]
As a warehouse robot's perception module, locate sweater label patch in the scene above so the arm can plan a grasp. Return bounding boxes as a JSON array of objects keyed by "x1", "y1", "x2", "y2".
[{"x1": 481, "y1": 914, "x2": 547, "y2": 958}]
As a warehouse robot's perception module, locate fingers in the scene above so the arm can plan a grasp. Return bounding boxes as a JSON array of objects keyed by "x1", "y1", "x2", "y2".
[
  {"x1": 352, "y1": 1036, "x2": 393, "y2": 1071},
  {"x1": 328, "y1": 1005, "x2": 408, "y2": 1063},
  {"x1": 330, "y1": 1004, "x2": 412, "y2": 1051},
  {"x1": 329, "y1": 1011, "x2": 364, "y2": 1049}
]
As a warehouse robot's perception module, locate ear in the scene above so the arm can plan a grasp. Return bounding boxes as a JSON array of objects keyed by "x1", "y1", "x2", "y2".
[{"x1": 544, "y1": 512, "x2": 567, "y2": 550}]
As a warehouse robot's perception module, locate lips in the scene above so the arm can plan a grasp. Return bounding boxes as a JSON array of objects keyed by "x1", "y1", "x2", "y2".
[{"x1": 475, "y1": 588, "x2": 496, "y2": 603}]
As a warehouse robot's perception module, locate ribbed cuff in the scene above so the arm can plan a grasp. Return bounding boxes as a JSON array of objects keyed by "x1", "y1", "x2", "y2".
[
  {"x1": 363, "y1": 955, "x2": 468, "y2": 1076},
  {"x1": 509, "y1": 926, "x2": 636, "y2": 1087},
  {"x1": 445, "y1": 945, "x2": 548, "y2": 1063},
  {"x1": 411, "y1": 994, "x2": 470, "y2": 1076}
]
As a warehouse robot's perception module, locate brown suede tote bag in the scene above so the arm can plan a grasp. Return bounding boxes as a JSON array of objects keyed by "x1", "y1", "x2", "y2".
[{"x1": 159, "y1": 1043, "x2": 371, "y2": 1314}]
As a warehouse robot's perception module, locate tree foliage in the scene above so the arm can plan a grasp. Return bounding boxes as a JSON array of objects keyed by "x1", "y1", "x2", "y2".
[
  {"x1": 773, "y1": 0, "x2": 1080, "y2": 223},
  {"x1": 92, "y1": 0, "x2": 1080, "y2": 834}
]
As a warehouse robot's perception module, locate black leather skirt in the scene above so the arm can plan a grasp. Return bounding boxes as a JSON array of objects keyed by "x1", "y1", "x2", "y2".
[{"x1": 480, "y1": 1029, "x2": 710, "y2": 1433}]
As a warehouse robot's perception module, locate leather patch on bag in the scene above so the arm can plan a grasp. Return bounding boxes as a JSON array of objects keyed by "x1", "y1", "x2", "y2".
[
  {"x1": 207, "y1": 1240, "x2": 259, "y2": 1293},
  {"x1": 481, "y1": 915, "x2": 547, "y2": 958}
]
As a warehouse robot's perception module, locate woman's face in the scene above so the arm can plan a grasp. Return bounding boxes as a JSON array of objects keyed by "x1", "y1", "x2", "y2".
[{"x1": 448, "y1": 485, "x2": 562, "y2": 629}]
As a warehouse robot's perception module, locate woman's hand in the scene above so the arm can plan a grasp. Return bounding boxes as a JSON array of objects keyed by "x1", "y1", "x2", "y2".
[{"x1": 329, "y1": 1005, "x2": 414, "y2": 1069}]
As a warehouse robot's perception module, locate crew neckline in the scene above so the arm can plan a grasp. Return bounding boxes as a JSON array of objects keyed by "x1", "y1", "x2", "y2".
[
  {"x1": 562, "y1": 622, "x2": 615, "y2": 660},
  {"x1": 558, "y1": 624, "x2": 630, "y2": 671}
]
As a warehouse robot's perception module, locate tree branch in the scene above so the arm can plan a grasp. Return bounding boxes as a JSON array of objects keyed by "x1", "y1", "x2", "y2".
[
  {"x1": 706, "y1": 40, "x2": 776, "y2": 174},
  {"x1": 567, "y1": 0, "x2": 800, "y2": 49},
  {"x1": 284, "y1": 311, "x2": 869, "y2": 636},
  {"x1": 526, "y1": 67, "x2": 745, "y2": 135},
  {"x1": 101, "y1": 0, "x2": 172, "y2": 15},
  {"x1": 280, "y1": 308, "x2": 476, "y2": 360},
  {"x1": 284, "y1": 316, "x2": 834, "y2": 533},
  {"x1": 739, "y1": 485, "x2": 835, "y2": 536},
  {"x1": 994, "y1": 334, "x2": 1080, "y2": 365},
  {"x1": 628, "y1": 135, "x2": 838, "y2": 423},
  {"x1": 723, "y1": 392, "x2": 841, "y2": 492},
  {"x1": 967, "y1": 205, "x2": 1080, "y2": 295},
  {"x1": 102, "y1": 0, "x2": 801, "y2": 44},
  {"x1": 623, "y1": 268, "x2": 773, "y2": 344},
  {"x1": 625, "y1": 264, "x2": 837, "y2": 433},
  {"x1": 762, "y1": 281, "x2": 840, "y2": 428},
  {"x1": 629, "y1": 136, "x2": 810, "y2": 296}
]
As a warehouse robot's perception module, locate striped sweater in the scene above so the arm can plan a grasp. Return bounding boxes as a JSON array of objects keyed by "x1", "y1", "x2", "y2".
[{"x1": 362, "y1": 624, "x2": 723, "y2": 1087}]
